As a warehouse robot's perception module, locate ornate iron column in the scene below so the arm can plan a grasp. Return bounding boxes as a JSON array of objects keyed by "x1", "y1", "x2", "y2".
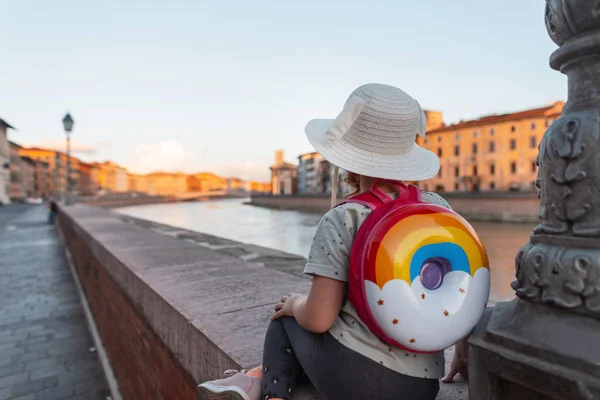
[{"x1": 468, "y1": 1, "x2": 600, "y2": 399}]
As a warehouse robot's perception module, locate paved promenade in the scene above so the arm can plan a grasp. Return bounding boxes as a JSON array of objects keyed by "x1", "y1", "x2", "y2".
[{"x1": 0, "y1": 206, "x2": 110, "y2": 400}]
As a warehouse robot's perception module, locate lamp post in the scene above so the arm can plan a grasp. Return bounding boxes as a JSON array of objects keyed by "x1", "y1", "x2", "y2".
[
  {"x1": 469, "y1": 1, "x2": 600, "y2": 399},
  {"x1": 62, "y1": 113, "x2": 74, "y2": 205}
]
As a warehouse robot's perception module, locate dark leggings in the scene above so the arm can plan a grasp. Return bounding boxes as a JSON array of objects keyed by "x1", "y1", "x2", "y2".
[{"x1": 261, "y1": 317, "x2": 439, "y2": 400}]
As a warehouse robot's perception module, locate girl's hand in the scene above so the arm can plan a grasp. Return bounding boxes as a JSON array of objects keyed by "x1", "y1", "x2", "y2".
[
  {"x1": 272, "y1": 294, "x2": 304, "y2": 320},
  {"x1": 442, "y1": 338, "x2": 469, "y2": 383}
]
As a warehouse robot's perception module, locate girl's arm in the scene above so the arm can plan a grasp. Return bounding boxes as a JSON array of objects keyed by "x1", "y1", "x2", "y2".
[{"x1": 292, "y1": 275, "x2": 345, "y2": 333}]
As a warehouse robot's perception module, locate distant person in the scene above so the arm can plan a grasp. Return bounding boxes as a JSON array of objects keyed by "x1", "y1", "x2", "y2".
[
  {"x1": 198, "y1": 84, "x2": 485, "y2": 400},
  {"x1": 47, "y1": 199, "x2": 58, "y2": 225}
]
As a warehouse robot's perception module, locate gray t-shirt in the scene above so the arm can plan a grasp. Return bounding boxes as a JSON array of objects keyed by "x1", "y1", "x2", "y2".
[{"x1": 303, "y1": 192, "x2": 451, "y2": 379}]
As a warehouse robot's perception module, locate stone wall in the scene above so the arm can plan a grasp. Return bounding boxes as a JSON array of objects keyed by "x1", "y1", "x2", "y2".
[
  {"x1": 250, "y1": 192, "x2": 540, "y2": 223},
  {"x1": 57, "y1": 204, "x2": 467, "y2": 400}
]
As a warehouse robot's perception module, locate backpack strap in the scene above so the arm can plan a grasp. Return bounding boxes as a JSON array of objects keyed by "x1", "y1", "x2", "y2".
[{"x1": 337, "y1": 180, "x2": 423, "y2": 211}]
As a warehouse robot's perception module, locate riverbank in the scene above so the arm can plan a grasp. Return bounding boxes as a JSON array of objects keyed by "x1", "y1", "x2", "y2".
[{"x1": 250, "y1": 191, "x2": 540, "y2": 223}]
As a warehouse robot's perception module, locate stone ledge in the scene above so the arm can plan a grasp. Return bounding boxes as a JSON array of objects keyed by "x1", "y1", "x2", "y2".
[{"x1": 58, "y1": 204, "x2": 468, "y2": 399}]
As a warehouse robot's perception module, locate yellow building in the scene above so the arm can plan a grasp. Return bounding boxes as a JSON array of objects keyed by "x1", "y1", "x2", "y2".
[
  {"x1": 146, "y1": 172, "x2": 188, "y2": 196},
  {"x1": 128, "y1": 173, "x2": 148, "y2": 194},
  {"x1": 417, "y1": 102, "x2": 564, "y2": 192}
]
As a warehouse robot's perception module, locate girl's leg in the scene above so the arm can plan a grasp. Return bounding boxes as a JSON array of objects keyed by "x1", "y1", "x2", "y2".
[
  {"x1": 261, "y1": 317, "x2": 305, "y2": 400},
  {"x1": 278, "y1": 317, "x2": 439, "y2": 400}
]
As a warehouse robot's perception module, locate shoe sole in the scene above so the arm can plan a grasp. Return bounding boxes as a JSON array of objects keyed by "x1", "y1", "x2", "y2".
[{"x1": 197, "y1": 383, "x2": 250, "y2": 400}]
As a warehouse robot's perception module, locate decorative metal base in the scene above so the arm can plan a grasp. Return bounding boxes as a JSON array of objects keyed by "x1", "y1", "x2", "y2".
[{"x1": 469, "y1": 299, "x2": 600, "y2": 400}]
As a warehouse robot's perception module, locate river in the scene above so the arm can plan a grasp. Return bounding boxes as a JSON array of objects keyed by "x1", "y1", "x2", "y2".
[{"x1": 116, "y1": 198, "x2": 534, "y2": 304}]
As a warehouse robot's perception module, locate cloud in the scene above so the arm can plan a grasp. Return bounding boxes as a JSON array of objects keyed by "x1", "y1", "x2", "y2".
[
  {"x1": 220, "y1": 160, "x2": 270, "y2": 182},
  {"x1": 125, "y1": 140, "x2": 197, "y2": 174},
  {"x1": 35, "y1": 139, "x2": 100, "y2": 155}
]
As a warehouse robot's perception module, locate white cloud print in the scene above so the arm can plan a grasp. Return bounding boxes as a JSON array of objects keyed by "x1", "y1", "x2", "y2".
[{"x1": 365, "y1": 269, "x2": 490, "y2": 352}]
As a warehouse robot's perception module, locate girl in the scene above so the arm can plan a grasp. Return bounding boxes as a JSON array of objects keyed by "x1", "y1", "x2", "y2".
[{"x1": 198, "y1": 83, "x2": 468, "y2": 400}]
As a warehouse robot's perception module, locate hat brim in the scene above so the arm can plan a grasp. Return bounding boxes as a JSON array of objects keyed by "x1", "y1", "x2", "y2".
[{"x1": 305, "y1": 119, "x2": 440, "y2": 181}]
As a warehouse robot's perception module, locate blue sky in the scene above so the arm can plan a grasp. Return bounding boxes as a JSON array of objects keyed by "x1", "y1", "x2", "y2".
[{"x1": 1, "y1": 0, "x2": 565, "y2": 181}]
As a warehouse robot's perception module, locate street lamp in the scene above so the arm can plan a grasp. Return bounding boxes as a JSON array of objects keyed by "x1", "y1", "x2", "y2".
[{"x1": 62, "y1": 113, "x2": 74, "y2": 204}]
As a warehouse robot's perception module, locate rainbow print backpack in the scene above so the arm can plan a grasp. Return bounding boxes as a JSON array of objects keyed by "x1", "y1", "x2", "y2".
[{"x1": 338, "y1": 180, "x2": 490, "y2": 353}]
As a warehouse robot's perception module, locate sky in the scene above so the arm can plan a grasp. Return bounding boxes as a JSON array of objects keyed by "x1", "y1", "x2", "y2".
[{"x1": 1, "y1": 0, "x2": 566, "y2": 182}]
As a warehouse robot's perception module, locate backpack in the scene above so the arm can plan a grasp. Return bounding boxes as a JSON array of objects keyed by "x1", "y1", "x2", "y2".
[{"x1": 338, "y1": 180, "x2": 490, "y2": 353}]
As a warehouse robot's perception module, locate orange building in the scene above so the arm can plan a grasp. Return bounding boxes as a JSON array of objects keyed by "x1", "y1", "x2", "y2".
[
  {"x1": 246, "y1": 181, "x2": 271, "y2": 193},
  {"x1": 188, "y1": 172, "x2": 227, "y2": 192},
  {"x1": 20, "y1": 147, "x2": 81, "y2": 198},
  {"x1": 417, "y1": 102, "x2": 563, "y2": 193},
  {"x1": 79, "y1": 162, "x2": 100, "y2": 196}
]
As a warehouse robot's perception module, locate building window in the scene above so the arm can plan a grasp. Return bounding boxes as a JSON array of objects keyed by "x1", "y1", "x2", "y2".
[
  {"x1": 490, "y1": 163, "x2": 495, "y2": 175},
  {"x1": 438, "y1": 167, "x2": 443, "y2": 178},
  {"x1": 473, "y1": 130, "x2": 478, "y2": 138},
  {"x1": 532, "y1": 123, "x2": 536, "y2": 130},
  {"x1": 454, "y1": 146, "x2": 460, "y2": 156},
  {"x1": 511, "y1": 162, "x2": 517, "y2": 174},
  {"x1": 490, "y1": 182, "x2": 496, "y2": 190},
  {"x1": 510, "y1": 139, "x2": 516, "y2": 150},
  {"x1": 438, "y1": 148, "x2": 442, "y2": 157},
  {"x1": 530, "y1": 136, "x2": 537, "y2": 148},
  {"x1": 490, "y1": 128, "x2": 495, "y2": 136},
  {"x1": 455, "y1": 167, "x2": 460, "y2": 177},
  {"x1": 489, "y1": 141, "x2": 495, "y2": 153},
  {"x1": 455, "y1": 132, "x2": 460, "y2": 140},
  {"x1": 532, "y1": 161, "x2": 537, "y2": 173},
  {"x1": 473, "y1": 165, "x2": 478, "y2": 176},
  {"x1": 473, "y1": 143, "x2": 478, "y2": 154},
  {"x1": 424, "y1": 138, "x2": 428, "y2": 145},
  {"x1": 455, "y1": 183, "x2": 460, "y2": 191},
  {"x1": 438, "y1": 136, "x2": 442, "y2": 143},
  {"x1": 511, "y1": 125, "x2": 516, "y2": 133}
]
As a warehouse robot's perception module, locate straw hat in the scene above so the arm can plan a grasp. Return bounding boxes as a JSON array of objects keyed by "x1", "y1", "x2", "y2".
[{"x1": 305, "y1": 83, "x2": 440, "y2": 181}]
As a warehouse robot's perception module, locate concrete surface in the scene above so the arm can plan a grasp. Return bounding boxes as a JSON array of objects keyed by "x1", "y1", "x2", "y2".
[{"x1": 0, "y1": 206, "x2": 110, "y2": 400}]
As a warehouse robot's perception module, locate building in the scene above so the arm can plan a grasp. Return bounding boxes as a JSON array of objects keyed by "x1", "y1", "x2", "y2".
[
  {"x1": 245, "y1": 181, "x2": 271, "y2": 193},
  {"x1": 146, "y1": 172, "x2": 188, "y2": 196},
  {"x1": 188, "y1": 172, "x2": 227, "y2": 192},
  {"x1": 9, "y1": 142, "x2": 25, "y2": 202},
  {"x1": 297, "y1": 151, "x2": 351, "y2": 196},
  {"x1": 297, "y1": 152, "x2": 325, "y2": 194},
  {"x1": 226, "y1": 177, "x2": 245, "y2": 192},
  {"x1": 94, "y1": 161, "x2": 128, "y2": 193},
  {"x1": 270, "y1": 150, "x2": 297, "y2": 195},
  {"x1": 32, "y1": 158, "x2": 51, "y2": 199},
  {"x1": 417, "y1": 101, "x2": 564, "y2": 192},
  {"x1": 0, "y1": 120, "x2": 14, "y2": 205},
  {"x1": 128, "y1": 173, "x2": 148, "y2": 194},
  {"x1": 20, "y1": 147, "x2": 81, "y2": 198},
  {"x1": 79, "y1": 162, "x2": 100, "y2": 197},
  {"x1": 20, "y1": 156, "x2": 35, "y2": 198}
]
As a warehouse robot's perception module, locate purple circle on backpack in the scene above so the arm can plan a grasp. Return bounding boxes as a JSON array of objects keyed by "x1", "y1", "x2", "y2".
[{"x1": 420, "y1": 258, "x2": 452, "y2": 291}]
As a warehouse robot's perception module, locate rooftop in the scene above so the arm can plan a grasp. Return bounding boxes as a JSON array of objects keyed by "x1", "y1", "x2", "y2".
[
  {"x1": 0, "y1": 119, "x2": 15, "y2": 130},
  {"x1": 427, "y1": 101, "x2": 564, "y2": 134}
]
